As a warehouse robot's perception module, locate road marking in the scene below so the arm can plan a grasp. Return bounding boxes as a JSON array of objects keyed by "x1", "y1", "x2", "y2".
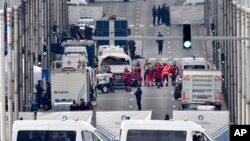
[
  {"x1": 168, "y1": 41, "x2": 170, "y2": 44},
  {"x1": 98, "y1": 97, "x2": 175, "y2": 100},
  {"x1": 172, "y1": 105, "x2": 176, "y2": 108},
  {"x1": 168, "y1": 51, "x2": 171, "y2": 54},
  {"x1": 129, "y1": 24, "x2": 135, "y2": 27},
  {"x1": 167, "y1": 32, "x2": 170, "y2": 34},
  {"x1": 130, "y1": 98, "x2": 133, "y2": 101},
  {"x1": 173, "y1": 58, "x2": 181, "y2": 61},
  {"x1": 135, "y1": 32, "x2": 138, "y2": 34},
  {"x1": 139, "y1": 24, "x2": 144, "y2": 27},
  {"x1": 168, "y1": 46, "x2": 171, "y2": 48},
  {"x1": 168, "y1": 57, "x2": 172, "y2": 59},
  {"x1": 149, "y1": 24, "x2": 153, "y2": 27},
  {"x1": 129, "y1": 105, "x2": 133, "y2": 108},
  {"x1": 171, "y1": 91, "x2": 174, "y2": 94}
]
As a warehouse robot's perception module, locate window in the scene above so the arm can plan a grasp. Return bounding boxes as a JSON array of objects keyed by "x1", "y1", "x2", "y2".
[
  {"x1": 192, "y1": 131, "x2": 212, "y2": 141},
  {"x1": 184, "y1": 65, "x2": 205, "y2": 69},
  {"x1": 82, "y1": 131, "x2": 103, "y2": 141},
  {"x1": 127, "y1": 130, "x2": 186, "y2": 141},
  {"x1": 17, "y1": 130, "x2": 76, "y2": 141},
  {"x1": 102, "y1": 57, "x2": 130, "y2": 65}
]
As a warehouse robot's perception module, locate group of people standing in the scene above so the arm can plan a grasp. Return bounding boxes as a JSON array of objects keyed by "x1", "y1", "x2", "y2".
[
  {"x1": 123, "y1": 61, "x2": 142, "y2": 92},
  {"x1": 144, "y1": 60, "x2": 179, "y2": 88},
  {"x1": 34, "y1": 80, "x2": 51, "y2": 111},
  {"x1": 152, "y1": 3, "x2": 171, "y2": 26}
]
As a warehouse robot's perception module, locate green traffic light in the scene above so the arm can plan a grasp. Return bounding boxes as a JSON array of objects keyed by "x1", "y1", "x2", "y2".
[
  {"x1": 184, "y1": 41, "x2": 191, "y2": 48},
  {"x1": 43, "y1": 52, "x2": 47, "y2": 56},
  {"x1": 221, "y1": 61, "x2": 225, "y2": 64},
  {"x1": 38, "y1": 62, "x2": 41, "y2": 65}
]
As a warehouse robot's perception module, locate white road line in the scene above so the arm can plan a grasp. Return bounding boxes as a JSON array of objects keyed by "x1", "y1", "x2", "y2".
[
  {"x1": 168, "y1": 46, "x2": 171, "y2": 48},
  {"x1": 168, "y1": 51, "x2": 171, "y2": 54},
  {"x1": 167, "y1": 41, "x2": 170, "y2": 44},
  {"x1": 129, "y1": 24, "x2": 135, "y2": 27},
  {"x1": 139, "y1": 25, "x2": 144, "y2": 27},
  {"x1": 173, "y1": 58, "x2": 181, "y2": 61},
  {"x1": 168, "y1": 57, "x2": 172, "y2": 59},
  {"x1": 98, "y1": 97, "x2": 174, "y2": 100},
  {"x1": 167, "y1": 32, "x2": 170, "y2": 34},
  {"x1": 149, "y1": 25, "x2": 153, "y2": 27}
]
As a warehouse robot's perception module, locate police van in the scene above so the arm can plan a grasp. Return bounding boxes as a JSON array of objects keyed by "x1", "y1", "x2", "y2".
[
  {"x1": 12, "y1": 120, "x2": 109, "y2": 141},
  {"x1": 120, "y1": 120, "x2": 214, "y2": 141}
]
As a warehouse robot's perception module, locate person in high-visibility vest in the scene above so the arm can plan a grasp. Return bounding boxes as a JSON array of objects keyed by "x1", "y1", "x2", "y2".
[{"x1": 162, "y1": 63, "x2": 170, "y2": 86}]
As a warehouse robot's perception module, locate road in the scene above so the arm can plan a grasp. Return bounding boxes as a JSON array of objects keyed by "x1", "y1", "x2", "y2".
[{"x1": 87, "y1": 0, "x2": 207, "y2": 119}]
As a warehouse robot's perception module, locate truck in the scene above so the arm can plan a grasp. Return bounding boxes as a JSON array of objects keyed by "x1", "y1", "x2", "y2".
[
  {"x1": 173, "y1": 110, "x2": 229, "y2": 141},
  {"x1": 181, "y1": 70, "x2": 223, "y2": 110},
  {"x1": 51, "y1": 61, "x2": 91, "y2": 111},
  {"x1": 61, "y1": 40, "x2": 95, "y2": 67},
  {"x1": 95, "y1": 15, "x2": 130, "y2": 48}
]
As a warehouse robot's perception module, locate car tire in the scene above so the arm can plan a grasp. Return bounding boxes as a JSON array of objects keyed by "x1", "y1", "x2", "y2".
[{"x1": 101, "y1": 86, "x2": 109, "y2": 93}]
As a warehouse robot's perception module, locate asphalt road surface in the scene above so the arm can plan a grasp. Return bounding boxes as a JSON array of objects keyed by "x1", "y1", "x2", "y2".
[{"x1": 86, "y1": 0, "x2": 210, "y2": 119}]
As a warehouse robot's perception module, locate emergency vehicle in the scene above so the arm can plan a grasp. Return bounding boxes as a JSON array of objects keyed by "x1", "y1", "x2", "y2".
[
  {"x1": 120, "y1": 120, "x2": 214, "y2": 141},
  {"x1": 51, "y1": 61, "x2": 92, "y2": 111},
  {"x1": 181, "y1": 70, "x2": 223, "y2": 110},
  {"x1": 97, "y1": 45, "x2": 132, "y2": 86},
  {"x1": 12, "y1": 120, "x2": 109, "y2": 141},
  {"x1": 78, "y1": 16, "x2": 95, "y2": 30},
  {"x1": 61, "y1": 40, "x2": 95, "y2": 67}
]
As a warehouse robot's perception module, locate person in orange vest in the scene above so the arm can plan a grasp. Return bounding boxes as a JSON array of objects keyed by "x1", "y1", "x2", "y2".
[{"x1": 162, "y1": 63, "x2": 170, "y2": 86}]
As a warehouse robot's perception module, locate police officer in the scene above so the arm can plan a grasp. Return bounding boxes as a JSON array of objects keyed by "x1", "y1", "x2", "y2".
[
  {"x1": 157, "y1": 5, "x2": 162, "y2": 25},
  {"x1": 152, "y1": 5, "x2": 157, "y2": 26},
  {"x1": 156, "y1": 32, "x2": 164, "y2": 54},
  {"x1": 134, "y1": 85, "x2": 142, "y2": 110}
]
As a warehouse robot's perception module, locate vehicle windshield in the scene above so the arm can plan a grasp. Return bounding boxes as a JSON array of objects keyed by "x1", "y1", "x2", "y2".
[
  {"x1": 94, "y1": 130, "x2": 111, "y2": 141},
  {"x1": 102, "y1": 56, "x2": 130, "y2": 65},
  {"x1": 184, "y1": 65, "x2": 205, "y2": 69},
  {"x1": 53, "y1": 104, "x2": 71, "y2": 111},
  {"x1": 78, "y1": 21, "x2": 94, "y2": 26},
  {"x1": 127, "y1": 130, "x2": 187, "y2": 141}
]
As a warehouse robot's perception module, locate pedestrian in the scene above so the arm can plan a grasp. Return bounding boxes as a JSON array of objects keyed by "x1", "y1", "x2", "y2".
[
  {"x1": 165, "y1": 114, "x2": 170, "y2": 120},
  {"x1": 35, "y1": 80, "x2": 44, "y2": 109},
  {"x1": 134, "y1": 85, "x2": 142, "y2": 110},
  {"x1": 161, "y1": 4, "x2": 166, "y2": 25},
  {"x1": 163, "y1": 63, "x2": 170, "y2": 86},
  {"x1": 165, "y1": 6, "x2": 170, "y2": 26},
  {"x1": 157, "y1": 5, "x2": 162, "y2": 25},
  {"x1": 70, "y1": 100, "x2": 78, "y2": 111},
  {"x1": 79, "y1": 99, "x2": 88, "y2": 110},
  {"x1": 154, "y1": 64, "x2": 163, "y2": 88},
  {"x1": 169, "y1": 61, "x2": 179, "y2": 86},
  {"x1": 152, "y1": 5, "x2": 157, "y2": 26},
  {"x1": 123, "y1": 67, "x2": 132, "y2": 91},
  {"x1": 128, "y1": 40, "x2": 136, "y2": 59},
  {"x1": 156, "y1": 32, "x2": 164, "y2": 54},
  {"x1": 43, "y1": 82, "x2": 51, "y2": 110},
  {"x1": 143, "y1": 60, "x2": 150, "y2": 86}
]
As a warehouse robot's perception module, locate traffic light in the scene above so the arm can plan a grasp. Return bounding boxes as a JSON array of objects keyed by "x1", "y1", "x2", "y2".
[
  {"x1": 52, "y1": 24, "x2": 57, "y2": 34},
  {"x1": 221, "y1": 53, "x2": 225, "y2": 64},
  {"x1": 43, "y1": 45, "x2": 47, "y2": 56},
  {"x1": 38, "y1": 54, "x2": 42, "y2": 66},
  {"x1": 66, "y1": 0, "x2": 71, "y2": 3},
  {"x1": 211, "y1": 23, "x2": 215, "y2": 35},
  {"x1": 183, "y1": 24, "x2": 192, "y2": 49}
]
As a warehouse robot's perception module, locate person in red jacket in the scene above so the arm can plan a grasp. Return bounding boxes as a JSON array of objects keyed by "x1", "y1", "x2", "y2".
[
  {"x1": 169, "y1": 61, "x2": 179, "y2": 86},
  {"x1": 154, "y1": 64, "x2": 163, "y2": 88},
  {"x1": 133, "y1": 61, "x2": 142, "y2": 85},
  {"x1": 123, "y1": 68, "x2": 132, "y2": 91},
  {"x1": 147, "y1": 64, "x2": 154, "y2": 86}
]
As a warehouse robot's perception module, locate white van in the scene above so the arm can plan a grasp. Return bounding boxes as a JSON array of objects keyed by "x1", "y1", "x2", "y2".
[
  {"x1": 120, "y1": 120, "x2": 214, "y2": 141},
  {"x1": 12, "y1": 120, "x2": 110, "y2": 141},
  {"x1": 183, "y1": 0, "x2": 205, "y2": 6}
]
